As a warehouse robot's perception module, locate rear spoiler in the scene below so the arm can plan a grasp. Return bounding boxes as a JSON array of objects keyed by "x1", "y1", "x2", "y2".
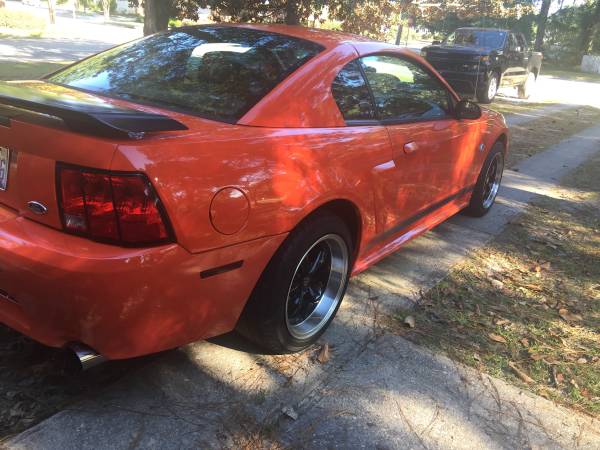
[{"x1": 0, "y1": 81, "x2": 188, "y2": 139}]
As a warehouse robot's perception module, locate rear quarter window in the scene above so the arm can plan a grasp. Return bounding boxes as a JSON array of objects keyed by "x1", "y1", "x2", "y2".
[{"x1": 48, "y1": 26, "x2": 324, "y2": 123}]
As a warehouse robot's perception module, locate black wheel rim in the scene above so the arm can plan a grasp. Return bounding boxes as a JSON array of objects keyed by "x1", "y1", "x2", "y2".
[{"x1": 285, "y1": 234, "x2": 349, "y2": 340}]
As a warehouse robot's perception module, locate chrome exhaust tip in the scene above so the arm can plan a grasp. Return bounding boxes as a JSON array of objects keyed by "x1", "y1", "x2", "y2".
[{"x1": 67, "y1": 343, "x2": 106, "y2": 371}]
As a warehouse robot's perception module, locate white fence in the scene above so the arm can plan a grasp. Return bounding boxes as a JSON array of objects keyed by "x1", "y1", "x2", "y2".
[{"x1": 581, "y1": 55, "x2": 600, "y2": 74}]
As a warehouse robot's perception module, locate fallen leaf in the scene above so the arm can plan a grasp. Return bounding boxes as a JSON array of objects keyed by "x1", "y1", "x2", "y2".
[
  {"x1": 577, "y1": 358, "x2": 588, "y2": 365},
  {"x1": 316, "y1": 343, "x2": 331, "y2": 364},
  {"x1": 509, "y1": 361, "x2": 535, "y2": 384},
  {"x1": 489, "y1": 333, "x2": 507, "y2": 344},
  {"x1": 495, "y1": 319, "x2": 511, "y2": 326},
  {"x1": 556, "y1": 372, "x2": 564, "y2": 383},
  {"x1": 404, "y1": 315, "x2": 416, "y2": 328},
  {"x1": 282, "y1": 406, "x2": 298, "y2": 421},
  {"x1": 530, "y1": 353, "x2": 543, "y2": 361},
  {"x1": 491, "y1": 279, "x2": 504, "y2": 289},
  {"x1": 558, "y1": 308, "x2": 583, "y2": 322},
  {"x1": 520, "y1": 338, "x2": 530, "y2": 347}
]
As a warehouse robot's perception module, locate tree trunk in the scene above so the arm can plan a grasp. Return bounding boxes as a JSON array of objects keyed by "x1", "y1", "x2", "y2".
[
  {"x1": 144, "y1": 0, "x2": 171, "y2": 36},
  {"x1": 103, "y1": 0, "x2": 110, "y2": 20},
  {"x1": 47, "y1": 0, "x2": 56, "y2": 24},
  {"x1": 534, "y1": 0, "x2": 551, "y2": 51},
  {"x1": 285, "y1": 1, "x2": 300, "y2": 25}
]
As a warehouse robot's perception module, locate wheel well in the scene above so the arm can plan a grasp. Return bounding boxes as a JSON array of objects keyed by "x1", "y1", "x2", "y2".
[
  {"x1": 307, "y1": 199, "x2": 362, "y2": 257},
  {"x1": 496, "y1": 133, "x2": 508, "y2": 156}
]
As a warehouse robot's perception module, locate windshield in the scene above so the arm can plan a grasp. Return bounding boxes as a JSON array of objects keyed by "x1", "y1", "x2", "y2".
[
  {"x1": 48, "y1": 26, "x2": 324, "y2": 123},
  {"x1": 443, "y1": 30, "x2": 506, "y2": 49}
]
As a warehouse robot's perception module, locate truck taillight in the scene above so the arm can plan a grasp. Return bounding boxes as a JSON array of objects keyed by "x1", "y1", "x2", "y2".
[{"x1": 57, "y1": 164, "x2": 174, "y2": 246}]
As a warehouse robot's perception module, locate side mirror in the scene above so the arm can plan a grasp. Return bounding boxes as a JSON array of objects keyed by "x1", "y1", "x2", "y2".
[
  {"x1": 455, "y1": 99, "x2": 482, "y2": 120},
  {"x1": 432, "y1": 40, "x2": 441, "y2": 45}
]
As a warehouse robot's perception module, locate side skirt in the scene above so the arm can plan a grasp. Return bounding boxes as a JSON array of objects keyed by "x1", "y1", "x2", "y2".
[{"x1": 352, "y1": 186, "x2": 474, "y2": 275}]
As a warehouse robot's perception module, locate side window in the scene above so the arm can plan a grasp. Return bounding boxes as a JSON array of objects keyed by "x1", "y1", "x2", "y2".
[
  {"x1": 331, "y1": 60, "x2": 375, "y2": 121},
  {"x1": 360, "y1": 55, "x2": 451, "y2": 123},
  {"x1": 516, "y1": 34, "x2": 527, "y2": 51},
  {"x1": 508, "y1": 33, "x2": 519, "y2": 51}
]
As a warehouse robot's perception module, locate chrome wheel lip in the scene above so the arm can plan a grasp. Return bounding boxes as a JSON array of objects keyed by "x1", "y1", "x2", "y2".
[
  {"x1": 285, "y1": 234, "x2": 349, "y2": 340},
  {"x1": 482, "y1": 152, "x2": 504, "y2": 209},
  {"x1": 488, "y1": 75, "x2": 498, "y2": 100}
]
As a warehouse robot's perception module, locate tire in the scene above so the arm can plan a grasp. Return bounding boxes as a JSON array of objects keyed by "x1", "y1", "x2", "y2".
[
  {"x1": 518, "y1": 72, "x2": 536, "y2": 99},
  {"x1": 237, "y1": 212, "x2": 353, "y2": 354},
  {"x1": 463, "y1": 142, "x2": 505, "y2": 217},
  {"x1": 476, "y1": 73, "x2": 499, "y2": 104}
]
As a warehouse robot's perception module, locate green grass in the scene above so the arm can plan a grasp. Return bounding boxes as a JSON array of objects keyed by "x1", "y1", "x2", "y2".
[
  {"x1": 0, "y1": 61, "x2": 70, "y2": 81},
  {"x1": 393, "y1": 152, "x2": 600, "y2": 417},
  {"x1": 542, "y1": 68, "x2": 600, "y2": 83}
]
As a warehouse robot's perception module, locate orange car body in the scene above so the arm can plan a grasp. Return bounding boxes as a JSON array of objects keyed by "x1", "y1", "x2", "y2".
[{"x1": 0, "y1": 25, "x2": 508, "y2": 359}]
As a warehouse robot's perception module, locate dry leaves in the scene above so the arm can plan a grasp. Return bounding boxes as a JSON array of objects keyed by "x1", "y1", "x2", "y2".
[
  {"x1": 316, "y1": 343, "x2": 330, "y2": 364},
  {"x1": 488, "y1": 333, "x2": 507, "y2": 344},
  {"x1": 508, "y1": 361, "x2": 534, "y2": 384},
  {"x1": 558, "y1": 308, "x2": 583, "y2": 323}
]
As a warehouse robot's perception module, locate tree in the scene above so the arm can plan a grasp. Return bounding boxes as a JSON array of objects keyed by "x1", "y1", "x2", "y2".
[
  {"x1": 47, "y1": 0, "x2": 57, "y2": 24},
  {"x1": 578, "y1": 0, "x2": 600, "y2": 55},
  {"x1": 534, "y1": 0, "x2": 552, "y2": 51},
  {"x1": 101, "y1": 0, "x2": 111, "y2": 20}
]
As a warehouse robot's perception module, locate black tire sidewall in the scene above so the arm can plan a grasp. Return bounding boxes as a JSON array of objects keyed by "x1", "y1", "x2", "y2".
[
  {"x1": 477, "y1": 73, "x2": 498, "y2": 104},
  {"x1": 465, "y1": 142, "x2": 505, "y2": 217},
  {"x1": 238, "y1": 213, "x2": 353, "y2": 353}
]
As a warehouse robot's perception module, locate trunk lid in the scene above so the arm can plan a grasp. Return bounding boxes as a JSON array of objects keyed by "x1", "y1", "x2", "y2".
[{"x1": 0, "y1": 81, "x2": 184, "y2": 230}]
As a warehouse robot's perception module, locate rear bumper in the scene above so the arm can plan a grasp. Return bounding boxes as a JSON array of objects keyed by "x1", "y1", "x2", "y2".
[{"x1": 0, "y1": 205, "x2": 286, "y2": 359}]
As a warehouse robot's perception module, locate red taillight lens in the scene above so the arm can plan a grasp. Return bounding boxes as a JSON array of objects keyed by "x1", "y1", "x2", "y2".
[{"x1": 57, "y1": 165, "x2": 173, "y2": 246}]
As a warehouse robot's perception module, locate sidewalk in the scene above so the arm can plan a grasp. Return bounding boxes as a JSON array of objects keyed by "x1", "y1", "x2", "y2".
[{"x1": 6, "y1": 119, "x2": 600, "y2": 448}]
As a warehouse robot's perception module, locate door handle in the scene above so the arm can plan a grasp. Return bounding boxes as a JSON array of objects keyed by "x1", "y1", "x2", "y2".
[{"x1": 404, "y1": 141, "x2": 418, "y2": 154}]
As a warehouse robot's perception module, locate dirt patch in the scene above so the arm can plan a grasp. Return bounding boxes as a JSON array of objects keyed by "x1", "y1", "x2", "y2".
[
  {"x1": 392, "y1": 152, "x2": 600, "y2": 417},
  {"x1": 488, "y1": 98, "x2": 554, "y2": 116},
  {"x1": 506, "y1": 106, "x2": 600, "y2": 168},
  {"x1": 0, "y1": 326, "x2": 151, "y2": 442}
]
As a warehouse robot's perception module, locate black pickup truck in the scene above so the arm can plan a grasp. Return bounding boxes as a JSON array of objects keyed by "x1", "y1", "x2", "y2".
[{"x1": 421, "y1": 28, "x2": 543, "y2": 103}]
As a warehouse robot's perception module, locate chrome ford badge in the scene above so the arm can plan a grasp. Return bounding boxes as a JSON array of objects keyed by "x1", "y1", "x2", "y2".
[{"x1": 0, "y1": 146, "x2": 9, "y2": 191}]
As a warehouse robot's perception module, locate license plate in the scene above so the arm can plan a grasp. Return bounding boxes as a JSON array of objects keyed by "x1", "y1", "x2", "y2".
[{"x1": 0, "y1": 147, "x2": 9, "y2": 191}]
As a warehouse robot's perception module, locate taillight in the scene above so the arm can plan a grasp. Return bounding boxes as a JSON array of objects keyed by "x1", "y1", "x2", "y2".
[{"x1": 57, "y1": 164, "x2": 174, "y2": 246}]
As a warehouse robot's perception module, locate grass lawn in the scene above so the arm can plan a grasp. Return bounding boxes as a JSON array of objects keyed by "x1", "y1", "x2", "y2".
[
  {"x1": 0, "y1": 61, "x2": 70, "y2": 81},
  {"x1": 506, "y1": 106, "x2": 600, "y2": 168},
  {"x1": 542, "y1": 68, "x2": 600, "y2": 83},
  {"x1": 487, "y1": 98, "x2": 554, "y2": 116},
  {"x1": 392, "y1": 151, "x2": 600, "y2": 417}
]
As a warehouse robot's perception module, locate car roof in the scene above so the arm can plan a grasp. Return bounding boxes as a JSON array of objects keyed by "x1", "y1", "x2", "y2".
[{"x1": 176, "y1": 23, "x2": 378, "y2": 50}]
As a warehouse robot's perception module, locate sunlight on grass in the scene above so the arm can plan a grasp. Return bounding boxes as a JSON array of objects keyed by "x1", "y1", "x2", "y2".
[
  {"x1": 393, "y1": 153, "x2": 600, "y2": 418},
  {"x1": 0, "y1": 61, "x2": 70, "y2": 81}
]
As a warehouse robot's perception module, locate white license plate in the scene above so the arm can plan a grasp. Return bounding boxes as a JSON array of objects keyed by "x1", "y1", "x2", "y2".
[{"x1": 0, "y1": 147, "x2": 9, "y2": 191}]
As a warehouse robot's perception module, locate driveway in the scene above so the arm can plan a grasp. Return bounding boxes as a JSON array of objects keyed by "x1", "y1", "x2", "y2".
[{"x1": 5, "y1": 107, "x2": 600, "y2": 449}]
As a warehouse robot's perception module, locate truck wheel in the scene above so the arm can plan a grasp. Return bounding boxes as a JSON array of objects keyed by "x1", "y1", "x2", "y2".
[
  {"x1": 237, "y1": 212, "x2": 353, "y2": 354},
  {"x1": 477, "y1": 73, "x2": 498, "y2": 104},
  {"x1": 518, "y1": 72, "x2": 536, "y2": 99},
  {"x1": 463, "y1": 142, "x2": 505, "y2": 217}
]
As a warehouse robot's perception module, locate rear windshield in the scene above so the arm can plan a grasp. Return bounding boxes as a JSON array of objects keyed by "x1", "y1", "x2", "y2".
[
  {"x1": 444, "y1": 30, "x2": 506, "y2": 49},
  {"x1": 48, "y1": 26, "x2": 324, "y2": 123}
]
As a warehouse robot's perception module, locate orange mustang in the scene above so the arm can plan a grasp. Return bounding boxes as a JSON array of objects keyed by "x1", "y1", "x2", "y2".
[{"x1": 0, "y1": 24, "x2": 507, "y2": 364}]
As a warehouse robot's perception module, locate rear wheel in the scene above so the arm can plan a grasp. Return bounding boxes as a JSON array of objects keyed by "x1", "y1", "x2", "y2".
[
  {"x1": 237, "y1": 212, "x2": 353, "y2": 354},
  {"x1": 518, "y1": 72, "x2": 536, "y2": 99},
  {"x1": 477, "y1": 73, "x2": 498, "y2": 104},
  {"x1": 464, "y1": 142, "x2": 505, "y2": 217}
]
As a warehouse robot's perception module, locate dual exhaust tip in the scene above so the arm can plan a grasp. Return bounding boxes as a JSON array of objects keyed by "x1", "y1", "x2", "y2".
[{"x1": 66, "y1": 343, "x2": 106, "y2": 371}]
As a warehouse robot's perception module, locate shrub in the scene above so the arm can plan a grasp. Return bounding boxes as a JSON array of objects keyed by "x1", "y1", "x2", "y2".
[{"x1": 0, "y1": 9, "x2": 46, "y2": 31}]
